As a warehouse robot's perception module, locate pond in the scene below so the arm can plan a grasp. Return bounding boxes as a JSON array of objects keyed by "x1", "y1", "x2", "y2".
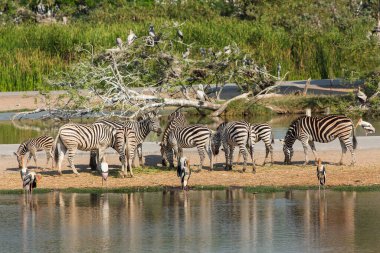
[
  {"x1": 0, "y1": 112, "x2": 376, "y2": 144},
  {"x1": 0, "y1": 190, "x2": 379, "y2": 252}
]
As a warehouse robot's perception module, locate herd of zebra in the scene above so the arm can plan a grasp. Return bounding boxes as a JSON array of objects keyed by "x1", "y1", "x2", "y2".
[{"x1": 14, "y1": 111, "x2": 359, "y2": 186}]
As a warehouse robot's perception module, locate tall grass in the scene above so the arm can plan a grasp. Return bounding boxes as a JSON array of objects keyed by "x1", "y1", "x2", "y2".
[{"x1": 0, "y1": 2, "x2": 379, "y2": 91}]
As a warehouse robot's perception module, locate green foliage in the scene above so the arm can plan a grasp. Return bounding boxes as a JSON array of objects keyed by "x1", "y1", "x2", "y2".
[
  {"x1": 0, "y1": 0, "x2": 379, "y2": 91},
  {"x1": 363, "y1": 68, "x2": 380, "y2": 97}
]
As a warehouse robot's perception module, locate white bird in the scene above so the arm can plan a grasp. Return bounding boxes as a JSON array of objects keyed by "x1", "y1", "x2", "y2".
[
  {"x1": 116, "y1": 37, "x2": 123, "y2": 49},
  {"x1": 224, "y1": 45, "x2": 231, "y2": 55},
  {"x1": 356, "y1": 118, "x2": 375, "y2": 135},
  {"x1": 356, "y1": 87, "x2": 367, "y2": 105},
  {"x1": 182, "y1": 48, "x2": 190, "y2": 59},
  {"x1": 149, "y1": 25, "x2": 156, "y2": 38},
  {"x1": 200, "y1": 48, "x2": 206, "y2": 58},
  {"x1": 23, "y1": 171, "x2": 42, "y2": 195},
  {"x1": 178, "y1": 157, "x2": 191, "y2": 191},
  {"x1": 196, "y1": 84, "x2": 210, "y2": 102},
  {"x1": 316, "y1": 158, "x2": 326, "y2": 191},
  {"x1": 177, "y1": 29, "x2": 183, "y2": 40},
  {"x1": 127, "y1": 30, "x2": 137, "y2": 45},
  {"x1": 215, "y1": 51, "x2": 222, "y2": 58},
  {"x1": 20, "y1": 167, "x2": 28, "y2": 180},
  {"x1": 101, "y1": 161, "x2": 109, "y2": 186}
]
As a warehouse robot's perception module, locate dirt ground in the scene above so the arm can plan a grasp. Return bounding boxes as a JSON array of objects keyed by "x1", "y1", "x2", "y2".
[{"x1": 1, "y1": 148, "x2": 380, "y2": 190}]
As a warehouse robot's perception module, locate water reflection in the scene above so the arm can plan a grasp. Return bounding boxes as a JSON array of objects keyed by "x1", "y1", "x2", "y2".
[{"x1": 1, "y1": 190, "x2": 380, "y2": 252}]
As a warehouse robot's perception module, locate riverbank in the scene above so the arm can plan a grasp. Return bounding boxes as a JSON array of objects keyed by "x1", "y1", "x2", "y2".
[{"x1": 2, "y1": 138, "x2": 380, "y2": 191}]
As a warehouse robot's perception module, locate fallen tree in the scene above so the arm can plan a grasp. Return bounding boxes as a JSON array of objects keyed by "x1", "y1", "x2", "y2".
[{"x1": 13, "y1": 24, "x2": 281, "y2": 120}]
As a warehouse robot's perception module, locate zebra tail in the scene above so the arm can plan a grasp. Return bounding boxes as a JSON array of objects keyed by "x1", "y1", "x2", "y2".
[
  {"x1": 52, "y1": 133, "x2": 61, "y2": 168},
  {"x1": 352, "y1": 124, "x2": 358, "y2": 150},
  {"x1": 271, "y1": 131, "x2": 275, "y2": 144}
]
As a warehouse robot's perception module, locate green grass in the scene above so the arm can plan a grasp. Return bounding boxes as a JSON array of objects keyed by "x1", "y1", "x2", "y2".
[{"x1": 0, "y1": 1, "x2": 379, "y2": 91}]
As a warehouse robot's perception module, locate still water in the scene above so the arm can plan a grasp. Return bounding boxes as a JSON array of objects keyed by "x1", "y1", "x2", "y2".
[
  {"x1": 0, "y1": 190, "x2": 379, "y2": 253},
  {"x1": 0, "y1": 114, "x2": 375, "y2": 144}
]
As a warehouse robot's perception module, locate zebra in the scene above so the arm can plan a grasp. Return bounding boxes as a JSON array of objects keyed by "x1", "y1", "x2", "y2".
[
  {"x1": 14, "y1": 135, "x2": 54, "y2": 169},
  {"x1": 160, "y1": 110, "x2": 187, "y2": 167},
  {"x1": 236, "y1": 123, "x2": 274, "y2": 166},
  {"x1": 90, "y1": 115, "x2": 162, "y2": 169},
  {"x1": 53, "y1": 123, "x2": 135, "y2": 176},
  {"x1": 165, "y1": 124, "x2": 213, "y2": 170},
  {"x1": 211, "y1": 121, "x2": 257, "y2": 172},
  {"x1": 281, "y1": 115, "x2": 357, "y2": 165}
]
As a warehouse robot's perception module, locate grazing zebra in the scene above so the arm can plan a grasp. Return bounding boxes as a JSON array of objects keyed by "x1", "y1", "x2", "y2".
[
  {"x1": 212, "y1": 121, "x2": 257, "y2": 172},
  {"x1": 160, "y1": 110, "x2": 187, "y2": 167},
  {"x1": 53, "y1": 123, "x2": 131, "y2": 176},
  {"x1": 14, "y1": 135, "x2": 54, "y2": 169},
  {"x1": 236, "y1": 123, "x2": 274, "y2": 166},
  {"x1": 281, "y1": 115, "x2": 357, "y2": 165},
  {"x1": 90, "y1": 116, "x2": 162, "y2": 169},
  {"x1": 165, "y1": 124, "x2": 213, "y2": 170}
]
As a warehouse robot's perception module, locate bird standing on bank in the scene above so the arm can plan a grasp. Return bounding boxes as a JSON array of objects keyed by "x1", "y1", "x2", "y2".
[
  {"x1": 178, "y1": 157, "x2": 191, "y2": 191},
  {"x1": 23, "y1": 171, "x2": 42, "y2": 196},
  {"x1": 196, "y1": 84, "x2": 210, "y2": 102},
  {"x1": 149, "y1": 25, "x2": 156, "y2": 38},
  {"x1": 116, "y1": 37, "x2": 123, "y2": 49},
  {"x1": 316, "y1": 158, "x2": 326, "y2": 191},
  {"x1": 182, "y1": 48, "x2": 190, "y2": 59},
  {"x1": 127, "y1": 30, "x2": 137, "y2": 45},
  {"x1": 356, "y1": 118, "x2": 376, "y2": 135},
  {"x1": 177, "y1": 29, "x2": 183, "y2": 40},
  {"x1": 355, "y1": 87, "x2": 367, "y2": 105},
  {"x1": 101, "y1": 161, "x2": 109, "y2": 187}
]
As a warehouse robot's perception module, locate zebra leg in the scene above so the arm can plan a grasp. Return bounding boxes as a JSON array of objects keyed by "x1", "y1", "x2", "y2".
[
  {"x1": 197, "y1": 146, "x2": 206, "y2": 171},
  {"x1": 206, "y1": 145, "x2": 213, "y2": 171},
  {"x1": 338, "y1": 139, "x2": 347, "y2": 165},
  {"x1": 249, "y1": 144, "x2": 256, "y2": 173},
  {"x1": 223, "y1": 142, "x2": 229, "y2": 170},
  {"x1": 56, "y1": 142, "x2": 66, "y2": 176},
  {"x1": 239, "y1": 145, "x2": 248, "y2": 172},
  {"x1": 45, "y1": 149, "x2": 51, "y2": 170},
  {"x1": 167, "y1": 148, "x2": 175, "y2": 169},
  {"x1": 67, "y1": 148, "x2": 80, "y2": 175},
  {"x1": 128, "y1": 145, "x2": 137, "y2": 177},
  {"x1": 308, "y1": 141, "x2": 319, "y2": 165},
  {"x1": 30, "y1": 149, "x2": 38, "y2": 169},
  {"x1": 89, "y1": 150, "x2": 98, "y2": 171},
  {"x1": 228, "y1": 145, "x2": 235, "y2": 171},
  {"x1": 137, "y1": 144, "x2": 144, "y2": 167},
  {"x1": 301, "y1": 138, "x2": 309, "y2": 165}
]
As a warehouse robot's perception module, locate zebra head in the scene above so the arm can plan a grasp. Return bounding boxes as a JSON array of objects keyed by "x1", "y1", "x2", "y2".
[
  {"x1": 211, "y1": 132, "x2": 221, "y2": 156},
  {"x1": 146, "y1": 117, "x2": 162, "y2": 136},
  {"x1": 280, "y1": 139, "x2": 294, "y2": 164},
  {"x1": 13, "y1": 152, "x2": 24, "y2": 169}
]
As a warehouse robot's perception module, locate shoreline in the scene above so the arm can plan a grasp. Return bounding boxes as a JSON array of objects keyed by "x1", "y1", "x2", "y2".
[{"x1": 2, "y1": 184, "x2": 380, "y2": 195}]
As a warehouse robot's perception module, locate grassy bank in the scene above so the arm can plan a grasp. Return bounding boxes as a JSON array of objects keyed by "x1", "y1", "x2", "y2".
[
  {"x1": 225, "y1": 94, "x2": 364, "y2": 117},
  {"x1": 2, "y1": 184, "x2": 380, "y2": 194},
  {"x1": 1, "y1": 1, "x2": 379, "y2": 91}
]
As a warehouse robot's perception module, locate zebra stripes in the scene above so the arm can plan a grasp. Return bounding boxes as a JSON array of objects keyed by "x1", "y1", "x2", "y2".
[
  {"x1": 249, "y1": 123, "x2": 274, "y2": 165},
  {"x1": 212, "y1": 121, "x2": 256, "y2": 172},
  {"x1": 166, "y1": 124, "x2": 213, "y2": 170},
  {"x1": 282, "y1": 115, "x2": 357, "y2": 165},
  {"x1": 92, "y1": 116, "x2": 161, "y2": 167},
  {"x1": 160, "y1": 110, "x2": 187, "y2": 167},
  {"x1": 14, "y1": 135, "x2": 54, "y2": 169},
  {"x1": 54, "y1": 123, "x2": 123, "y2": 175}
]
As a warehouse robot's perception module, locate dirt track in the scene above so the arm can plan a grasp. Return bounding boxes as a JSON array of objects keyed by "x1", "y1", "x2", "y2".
[{"x1": 2, "y1": 146, "x2": 380, "y2": 190}]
